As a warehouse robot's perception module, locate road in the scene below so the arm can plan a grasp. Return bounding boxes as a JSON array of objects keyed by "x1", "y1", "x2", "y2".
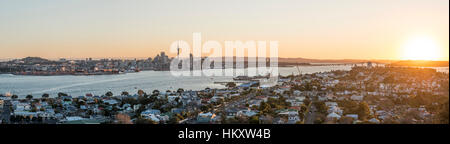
[
  {"x1": 224, "y1": 93, "x2": 255, "y2": 109},
  {"x1": 305, "y1": 105, "x2": 317, "y2": 124}
]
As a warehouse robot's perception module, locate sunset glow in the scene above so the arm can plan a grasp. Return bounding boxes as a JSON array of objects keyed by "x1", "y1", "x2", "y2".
[{"x1": 401, "y1": 36, "x2": 441, "y2": 61}]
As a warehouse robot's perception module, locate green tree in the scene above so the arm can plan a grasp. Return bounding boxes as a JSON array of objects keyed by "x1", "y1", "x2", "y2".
[
  {"x1": 177, "y1": 88, "x2": 184, "y2": 94},
  {"x1": 41, "y1": 93, "x2": 50, "y2": 99},
  {"x1": 57, "y1": 92, "x2": 68, "y2": 98},
  {"x1": 226, "y1": 82, "x2": 236, "y2": 88},
  {"x1": 26, "y1": 95, "x2": 33, "y2": 100},
  {"x1": 121, "y1": 91, "x2": 129, "y2": 96},
  {"x1": 259, "y1": 102, "x2": 272, "y2": 114},
  {"x1": 105, "y1": 91, "x2": 113, "y2": 97},
  {"x1": 438, "y1": 100, "x2": 449, "y2": 124},
  {"x1": 358, "y1": 101, "x2": 371, "y2": 120},
  {"x1": 137, "y1": 90, "x2": 145, "y2": 97},
  {"x1": 135, "y1": 117, "x2": 158, "y2": 124},
  {"x1": 152, "y1": 90, "x2": 160, "y2": 95},
  {"x1": 315, "y1": 101, "x2": 328, "y2": 114},
  {"x1": 249, "y1": 116, "x2": 259, "y2": 124}
]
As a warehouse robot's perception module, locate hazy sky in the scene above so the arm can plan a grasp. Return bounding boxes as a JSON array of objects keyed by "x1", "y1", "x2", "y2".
[{"x1": 0, "y1": 0, "x2": 448, "y2": 60}]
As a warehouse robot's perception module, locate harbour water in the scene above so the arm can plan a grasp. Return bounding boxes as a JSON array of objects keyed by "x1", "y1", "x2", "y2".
[{"x1": 1, "y1": 65, "x2": 448, "y2": 98}]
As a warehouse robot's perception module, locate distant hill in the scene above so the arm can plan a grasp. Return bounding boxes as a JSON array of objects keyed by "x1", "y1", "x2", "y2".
[
  {"x1": 20, "y1": 57, "x2": 51, "y2": 64},
  {"x1": 387, "y1": 60, "x2": 449, "y2": 67},
  {"x1": 278, "y1": 57, "x2": 391, "y2": 64}
]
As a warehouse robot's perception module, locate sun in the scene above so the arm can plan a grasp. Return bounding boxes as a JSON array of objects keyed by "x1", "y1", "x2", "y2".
[{"x1": 401, "y1": 36, "x2": 441, "y2": 61}]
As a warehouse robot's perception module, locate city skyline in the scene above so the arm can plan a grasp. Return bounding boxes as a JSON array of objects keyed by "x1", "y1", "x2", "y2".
[{"x1": 0, "y1": 0, "x2": 449, "y2": 61}]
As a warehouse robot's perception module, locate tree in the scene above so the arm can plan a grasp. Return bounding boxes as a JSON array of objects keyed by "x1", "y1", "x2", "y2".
[
  {"x1": 339, "y1": 116, "x2": 354, "y2": 124},
  {"x1": 135, "y1": 117, "x2": 158, "y2": 124},
  {"x1": 121, "y1": 91, "x2": 129, "y2": 96},
  {"x1": 259, "y1": 102, "x2": 272, "y2": 114},
  {"x1": 11, "y1": 95, "x2": 18, "y2": 99},
  {"x1": 200, "y1": 105, "x2": 209, "y2": 112},
  {"x1": 225, "y1": 117, "x2": 239, "y2": 124},
  {"x1": 249, "y1": 116, "x2": 259, "y2": 124},
  {"x1": 26, "y1": 95, "x2": 33, "y2": 100},
  {"x1": 57, "y1": 92, "x2": 68, "y2": 98},
  {"x1": 152, "y1": 90, "x2": 160, "y2": 95},
  {"x1": 226, "y1": 82, "x2": 236, "y2": 88},
  {"x1": 138, "y1": 96, "x2": 152, "y2": 105},
  {"x1": 42, "y1": 93, "x2": 50, "y2": 99},
  {"x1": 303, "y1": 98, "x2": 311, "y2": 106},
  {"x1": 105, "y1": 91, "x2": 113, "y2": 97},
  {"x1": 177, "y1": 88, "x2": 184, "y2": 94},
  {"x1": 358, "y1": 101, "x2": 371, "y2": 120},
  {"x1": 137, "y1": 89, "x2": 145, "y2": 97},
  {"x1": 314, "y1": 102, "x2": 328, "y2": 114},
  {"x1": 438, "y1": 100, "x2": 449, "y2": 124}
]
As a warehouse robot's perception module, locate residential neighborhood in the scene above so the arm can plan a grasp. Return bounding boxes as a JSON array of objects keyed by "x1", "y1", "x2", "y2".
[{"x1": 1, "y1": 65, "x2": 448, "y2": 124}]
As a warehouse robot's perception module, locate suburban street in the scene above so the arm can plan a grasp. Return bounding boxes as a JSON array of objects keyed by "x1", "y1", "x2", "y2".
[{"x1": 305, "y1": 105, "x2": 317, "y2": 124}]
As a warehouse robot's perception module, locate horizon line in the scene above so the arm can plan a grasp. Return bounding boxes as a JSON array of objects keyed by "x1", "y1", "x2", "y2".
[{"x1": 1, "y1": 56, "x2": 448, "y2": 62}]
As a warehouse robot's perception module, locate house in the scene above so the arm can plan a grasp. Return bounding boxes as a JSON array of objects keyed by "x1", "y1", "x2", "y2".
[
  {"x1": 248, "y1": 99, "x2": 262, "y2": 107},
  {"x1": 133, "y1": 104, "x2": 142, "y2": 111},
  {"x1": 259, "y1": 115, "x2": 273, "y2": 124},
  {"x1": 142, "y1": 113, "x2": 160, "y2": 123},
  {"x1": 103, "y1": 99, "x2": 119, "y2": 105},
  {"x1": 255, "y1": 96, "x2": 268, "y2": 102},
  {"x1": 327, "y1": 106, "x2": 343, "y2": 115},
  {"x1": 325, "y1": 102, "x2": 338, "y2": 107},
  {"x1": 237, "y1": 109, "x2": 258, "y2": 117},
  {"x1": 287, "y1": 111, "x2": 300, "y2": 124},
  {"x1": 269, "y1": 95, "x2": 279, "y2": 99},
  {"x1": 210, "y1": 96, "x2": 224, "y2": 103},
  {"x1": 211, "y1": 115, "x2": 222, "y2": 124},
  {"x1": 157, "y1": 114, "x2": 170, "y2": 122},
  {"x1": 368, "y1": 118, "x2": 380, "y2": 124},
  {"x1": 272, "y1": 117, "x2": 287, "y2": 124},
  {"x1": 293, "y1": 90, "x2": 302, "y2": 96},
  {"x1": 171, "y1": 108, "x2": 184, "y2": 114},
  {"x1": 197, "y1": 112, "x2": 216, "y2": 123},
  {"x1": 167, "y1": 95, "x2": 180, "y2": 102},
  {"x1": 350, "y1": 95, "x2": 364, "y2": 101},
  {"x1": 64, "y1": 116, "x2": 85, "y2": 122},
  {"x1": 318, "y1": 96, "x2": 327, "y2": 101},
  {"x1": 345, "y1": 114, "x2": 358, "y2": 120},
  {"x1": 14, "y1": 111, "x2": 38, "y2": 117},
  {"x1": 14, "y1": 102, "x2": 31, "y2": 111},
  {"x1": 277, "y1": 109, "x2": 299, "y2": 115},
  {"x1": 141, "y1": 109, "x2": 161, "y2": 116},
  {"x1": 295, "y1": 96, "x2": 306, "y2": 102},
  {"x1": 326, "y1": 93, "x2": 336, "y2": 100},
  {"x1": 286, "y1": 98, "x2": 296, "y2": 104},
  {"x1": 327, "y1": 112, "x2": 341, "y2": 120},
  {"x1": 291, "y1": 101, "x2": 304, "y2": 107},
  {"x1": 80, "y1": 105, "x2": 87, "y2": 110},
  {"x1": 225, "y1": 108, "x2": 239, "y2": 119}
]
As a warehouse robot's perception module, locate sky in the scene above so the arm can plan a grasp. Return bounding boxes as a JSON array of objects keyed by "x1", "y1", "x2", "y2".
[{"x1": 0, "y1": 0, "x2": 448, "y2": 60}]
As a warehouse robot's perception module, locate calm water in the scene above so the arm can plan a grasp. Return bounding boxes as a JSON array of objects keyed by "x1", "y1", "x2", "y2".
[{"x1": 1, "y1": 65, "x2": 447, "y2": 98}]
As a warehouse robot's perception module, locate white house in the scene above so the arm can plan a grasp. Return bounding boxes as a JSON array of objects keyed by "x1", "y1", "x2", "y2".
[
  {"x1": 350, "y1": 95, "x2": 364, "y2": 101},
  {"x1": 287, "y1": 111, "x2": 300, "y2": 124},
  {"x1": 327, "y1": 112, "x2": 341, "y2": 120}
]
